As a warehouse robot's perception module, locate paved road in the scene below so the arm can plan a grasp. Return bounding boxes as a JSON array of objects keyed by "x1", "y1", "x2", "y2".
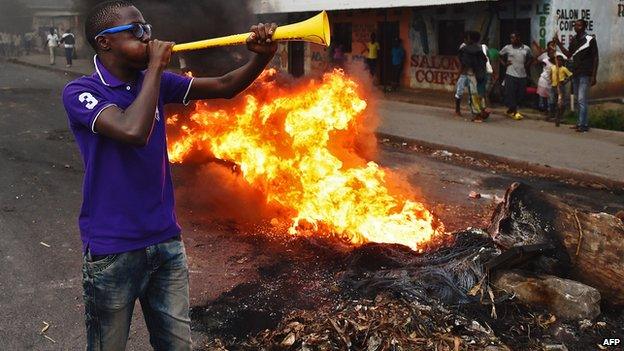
[{"x1": 0, "y1": 60, "x2": 621, "y2": 349}]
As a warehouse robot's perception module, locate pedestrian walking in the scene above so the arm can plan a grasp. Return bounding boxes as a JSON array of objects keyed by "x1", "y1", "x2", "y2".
[
  {"x1": 499, "y1": 32, "x2": 532, "y2": 120},
  {"x1": 62, "y1": 1, "x2": 278, "y2": 349},
  {"x1": 454, "y1": 36, "x2": 469, "y2": 116},
  {"x1": 554, "y1": 19, "x2": 599, "y2": 133},
  {"x1": 390, "y1": 37, "x2": 405, "y2": 91},
  {"x1": 362, "y1": 33, "x2": 380, "y2": 77},
  {"x1": 60, "y1": 29, "x2": 76, "y2": 67},
  {"x1": 46, "y1": 28, "x2": 59, "y2": 65},
  {"x1": 458, "y1": 31, "x2": 489, "y2": 122},
  {"x1": 480, "y1": 41, "x2": 494, "y2": 114}
]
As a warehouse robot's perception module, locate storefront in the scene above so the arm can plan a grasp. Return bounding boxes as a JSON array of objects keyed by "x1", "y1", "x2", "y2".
[{"x1": 256, "y1": 0, "x2": 623, "y2": 98}]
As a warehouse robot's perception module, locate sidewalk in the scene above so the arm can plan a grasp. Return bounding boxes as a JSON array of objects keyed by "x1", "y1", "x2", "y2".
[
  {"x1": 8, "y1": 54, "x2": 93, "y2": 78},
  {"x1": 382, "y1": 87, "x2": 553, "y2": 121},
  {"x1": 8, "y1": 54, "x2": 624, "y2": 186},
  {"x1": 378, "y1": 100, "x2": 624, "y2": 185}
]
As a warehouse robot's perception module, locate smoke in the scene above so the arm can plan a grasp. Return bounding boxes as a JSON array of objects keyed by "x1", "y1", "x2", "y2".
[
  {"x1": 0, "y1": 1, "x2": 33, "y2": 33},
  {"x1": 74, "y1": 0, "x2": 255, "y2": 75},
  {"x1": 175, "y1": 162, "x2": 289, "y2": 227}
]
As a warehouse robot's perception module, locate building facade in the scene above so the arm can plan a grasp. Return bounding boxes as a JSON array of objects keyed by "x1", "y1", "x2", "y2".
[
  {"x1": 256, "y1": 0, "x2": 624, "y2": 98},
  {"x1": 22, "y1": 0, "x2": 82, "y2": 51}
]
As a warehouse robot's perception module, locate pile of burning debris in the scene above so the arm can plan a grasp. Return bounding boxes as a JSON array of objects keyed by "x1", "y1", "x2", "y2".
[
  {"x1": 194, "y1": 183, "x2": 623, "y2": 350},
  {"x1": 169, "y1": 69, "x2": 623, "y2": 350}
]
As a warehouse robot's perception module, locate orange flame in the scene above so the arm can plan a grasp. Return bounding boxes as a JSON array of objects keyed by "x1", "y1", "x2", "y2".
[{"x1": 167, "y1": 69, "x2": 444, "y2": 251}]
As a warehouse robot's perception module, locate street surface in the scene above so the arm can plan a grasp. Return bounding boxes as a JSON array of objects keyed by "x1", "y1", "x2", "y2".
[{"x1": 1, "y1": 60, "x2": 621, "y2": 349}]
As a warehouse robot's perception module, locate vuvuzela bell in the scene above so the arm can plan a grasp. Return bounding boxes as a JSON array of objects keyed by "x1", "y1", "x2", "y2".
[{"x1": 172, "y1": 11, "x2": 330, "y2": 52}]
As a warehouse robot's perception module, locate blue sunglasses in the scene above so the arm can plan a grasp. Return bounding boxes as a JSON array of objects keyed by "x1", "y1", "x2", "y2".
[{"x1": 95, "y1": 23, "x2": 152, "y2": 39}]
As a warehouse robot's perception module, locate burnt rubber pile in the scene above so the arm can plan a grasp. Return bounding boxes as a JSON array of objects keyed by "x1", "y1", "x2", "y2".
[{"x1": 191, "y1": 183, "x2": 624, "y2": 350}]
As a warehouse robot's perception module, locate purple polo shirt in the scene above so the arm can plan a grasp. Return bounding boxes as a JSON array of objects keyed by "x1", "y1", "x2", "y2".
[{"x1": 62, "y1": 55, "x2": 194, "y2": 255}]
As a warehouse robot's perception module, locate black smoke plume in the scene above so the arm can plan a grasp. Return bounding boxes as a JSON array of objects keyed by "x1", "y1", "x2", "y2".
[
  {"x1": 74, "y1": 0, "x2": 254, "y2": 75},
  {"x1": 0, "y1": 0, "x2": 33, "y2": 33}
]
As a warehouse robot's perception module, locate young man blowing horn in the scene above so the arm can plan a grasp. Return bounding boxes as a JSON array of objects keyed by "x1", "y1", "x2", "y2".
[{"x1": 62, "y1": 1, "x2": 277, "y2": 349}]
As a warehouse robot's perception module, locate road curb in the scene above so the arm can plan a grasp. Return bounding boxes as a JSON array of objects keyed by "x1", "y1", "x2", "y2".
[
  {"x1": 382, "y1": 93, "x2": 549, "y2": 121},
  {"x1": 377, "y1": 132, "x2": 624, "y2": 191},
  {"x1": 6, "y1": 58, "x2": 86, "y2": 78}
]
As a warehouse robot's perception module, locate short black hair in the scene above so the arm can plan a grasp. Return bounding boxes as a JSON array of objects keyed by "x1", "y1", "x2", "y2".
[
  {"x1": 85, "y1": 1, "x2": 134, "y2": 50},
  {"x1": 468, "y1": 31, "x2": 481, "y2": 43},
  {"x1": 576, "y1": 19, "x2": 588, "y2": 28}
]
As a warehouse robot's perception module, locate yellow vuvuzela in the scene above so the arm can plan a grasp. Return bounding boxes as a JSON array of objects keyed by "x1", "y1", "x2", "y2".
[{"x1": 172, "y1": 11, "x2": 330, "y2": 52}]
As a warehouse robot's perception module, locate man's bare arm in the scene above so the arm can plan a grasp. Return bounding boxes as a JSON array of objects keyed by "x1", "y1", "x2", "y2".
[
  {"x1": 95, "y1": 40, "x2": 173, "y2": 146},
  {"x1": 187, "y1": 23, "x2": 277, "y2": 100}
]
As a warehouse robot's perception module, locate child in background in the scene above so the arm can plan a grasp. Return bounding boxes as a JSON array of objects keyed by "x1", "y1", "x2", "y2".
[
  {"x1": 532, "y1": 41, "x2": 553, "y2": 114},
  {"x1": 550, "y1": 53, "x2": 573, "y2": 126}
]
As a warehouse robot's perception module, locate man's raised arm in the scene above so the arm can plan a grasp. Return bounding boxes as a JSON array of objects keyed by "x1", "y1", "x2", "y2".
[{"x1": 187, "y1": 23, "x2": 278, "y2": 101}]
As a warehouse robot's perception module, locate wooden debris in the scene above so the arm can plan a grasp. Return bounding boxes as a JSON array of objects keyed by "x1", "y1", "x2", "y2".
[{"x1": 488, "y1": 182, "x2": 624, "y2": 305}]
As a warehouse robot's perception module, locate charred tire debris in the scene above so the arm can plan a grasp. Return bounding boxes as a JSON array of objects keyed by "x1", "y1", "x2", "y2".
[{"x1": 192, "y1": 182, "x2": 624, "y2": 350}]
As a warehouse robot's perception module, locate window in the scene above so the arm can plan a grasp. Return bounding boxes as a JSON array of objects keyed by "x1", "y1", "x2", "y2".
[
  {"x1": 437, "y1": 20, "x2": 465, "y2": 55},
  {"x1": 332, "y1": 22, "x2": 352, "y2": 53}
]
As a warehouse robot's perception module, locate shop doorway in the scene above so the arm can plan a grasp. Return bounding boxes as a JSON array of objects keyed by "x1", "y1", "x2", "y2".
[
  {"x1": 499, "y1": 18, "x2": 531, "y2": 49},
  {"x1": 288, "y1": 41, "x2": 305, "y2": 77},
  {"x1": 377, "y1": 20, "x2": 399, "y2": 86}
]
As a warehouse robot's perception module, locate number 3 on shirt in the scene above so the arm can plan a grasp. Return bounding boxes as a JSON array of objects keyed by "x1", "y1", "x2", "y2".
[{"x1": 79, "y1": 92, "x2": 99, "y2": 110}]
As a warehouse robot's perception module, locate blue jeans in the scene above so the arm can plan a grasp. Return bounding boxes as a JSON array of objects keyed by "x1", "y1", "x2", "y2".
[
  {"x1": 65, "y1": 47, "x2": 73, "y2": 65},
  {"x1": 573, "y1": 75, "x2": 590, "y2": 127},
  {"x1": 454, "y1": 74, "x2": 469, "y2": 99},
  {"x1": 82, "y1": 236, "x2": 191, "y2": 350}
]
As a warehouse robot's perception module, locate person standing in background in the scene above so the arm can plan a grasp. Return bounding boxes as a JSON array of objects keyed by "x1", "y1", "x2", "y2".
[
  {"x1": 0, "y1": 32, "x2": 9, "y2": 57},
  {"x1": 554, "y1": 19, "x2": 599, "y2": 133},
  {"x1": 46, "y1": 28, "x2": 59, "y2": 65},
  {"x1": 550, "y1": 53, "x2": 573, "y2": 127},
  {"x1": 458, "y1": 31, "x2": 489, "y2": 122},
  {"x1": 13, "y1": 33, "x2": 23, "y2": 56},
  {"x1": 499, "y1": 32, "x2": 532, "y2": 120},
  {"x1": 24, "y1": 31, "x2": 33, "y2": 55},
  {"x1": 362, "y1": 33, "x2": 380, "y2": 78},
  {"x1": 453, "y1": 35, "x2": 469, "y2": 116},
  {"x1": 532, "y1": 40, "x2": 555, "y2": 116},
  {"x1": 390, "y1": 37, "x2": 405, "y2": 91},
  {"x1": 60, "y1": 29, "x2": 76, "y2": 67}
]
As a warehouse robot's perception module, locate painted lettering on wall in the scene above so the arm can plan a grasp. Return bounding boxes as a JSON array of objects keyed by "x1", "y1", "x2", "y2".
[
  {"x1": 309, "y1": 46, "x2": 330, "y2": 74},
  {"x1": 619, "y1": 0, "x2": 624, "y2": 17},
  {"x1": 410, "y1": 55, "x2": 461, "y2": 85},
  {"x1": 555, "y1": 8, "x2": 594, "y2": 45},
  {"x1": 536, "y1": 2, "x2": 550, "y2": 47},
  {"x1": 270, "y1": 43, "x2": 288, "y2": 72}
]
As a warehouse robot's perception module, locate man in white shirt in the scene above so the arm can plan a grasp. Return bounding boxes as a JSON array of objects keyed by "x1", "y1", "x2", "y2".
[
  {"x1": 46, "y1": 28, "x2": 59, "y2": 65},
  {"x1": 499, "y1": 32, "x2": 533, "y2": 120}
]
